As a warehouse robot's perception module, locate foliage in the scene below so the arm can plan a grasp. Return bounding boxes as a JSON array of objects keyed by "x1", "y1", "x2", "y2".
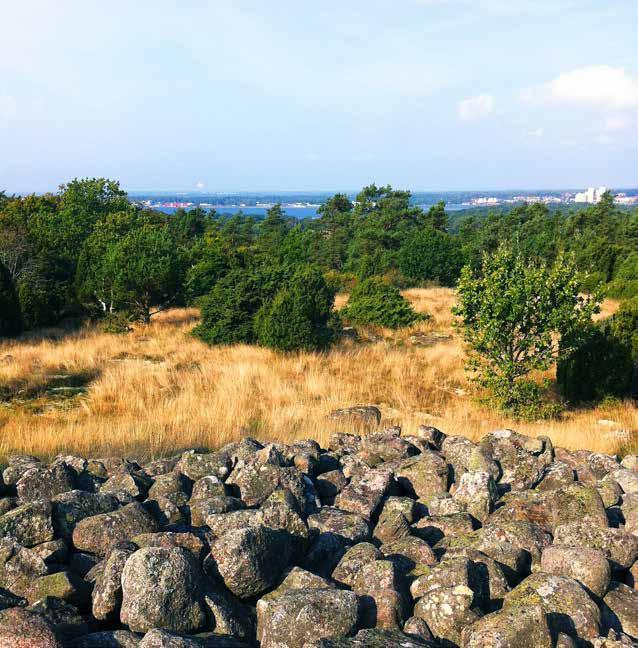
[
  {"x1": 342, "y1": 277, "x2": 424, "y2": 329},
  {"x1": 453, "y1": 247, "x2": 600, "y2": 418},
  {"x1": 0, "y1": 263, "x2": 22, "y2": 337},
  {"x1": 398, "y1": 227, "x2": 465, "y2": 286},
  {"x1": 255, "y1": 266, "x2": 336, "y2": 351},
  {"x1": 611, "y1": 297, "x2": 638, "y2": 360},
  {"x1": 557, "y1": 322, "x2": 633, "y2": 403}
]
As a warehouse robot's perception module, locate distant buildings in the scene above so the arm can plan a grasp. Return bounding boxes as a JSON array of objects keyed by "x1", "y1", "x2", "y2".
[{"x1": 574, "y1": 186, "x2": 608, "y2": 204}]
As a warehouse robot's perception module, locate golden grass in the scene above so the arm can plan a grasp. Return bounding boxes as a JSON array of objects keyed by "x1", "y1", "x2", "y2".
[{"x1": 0, "y1": 289, "x2": 635, "y2": 462}]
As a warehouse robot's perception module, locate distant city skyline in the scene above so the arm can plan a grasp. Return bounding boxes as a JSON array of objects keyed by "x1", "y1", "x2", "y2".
[{"x1": 2, "y1": 1, "x2": 637, "y2": 193}]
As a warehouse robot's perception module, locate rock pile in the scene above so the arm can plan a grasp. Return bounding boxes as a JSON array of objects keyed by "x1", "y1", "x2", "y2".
[{"x1": 0, "y1": 426, "x2": 637, "y2": 647}]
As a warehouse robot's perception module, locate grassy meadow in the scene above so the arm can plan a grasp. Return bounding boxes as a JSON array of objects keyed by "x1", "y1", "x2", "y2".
[{"x1": 0, "y1": 288, "x2": 636, "y2": 462}]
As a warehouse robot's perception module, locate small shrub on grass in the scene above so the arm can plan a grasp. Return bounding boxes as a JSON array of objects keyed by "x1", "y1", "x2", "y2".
[
  {"x1": 101, "y1": 311, "x2": 133, "y2": 334},
  {"x1": 341, "y1": 277, "x2": 425, "y2": 329}
]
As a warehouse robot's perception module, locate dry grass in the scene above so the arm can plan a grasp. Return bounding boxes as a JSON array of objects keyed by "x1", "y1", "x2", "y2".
[{"x1": 0, "y1": 289, "x2": 636, "y2": 462}]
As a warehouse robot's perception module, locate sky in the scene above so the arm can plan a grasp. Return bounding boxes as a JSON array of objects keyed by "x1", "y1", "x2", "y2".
[{"x1": 1, "y1": 0, "x2": 637, "y2": 193}]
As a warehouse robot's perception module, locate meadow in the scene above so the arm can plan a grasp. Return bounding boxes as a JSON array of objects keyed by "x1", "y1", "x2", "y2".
[{"x1": 0, "y1": 288, "x2": 636, "y2": 462}]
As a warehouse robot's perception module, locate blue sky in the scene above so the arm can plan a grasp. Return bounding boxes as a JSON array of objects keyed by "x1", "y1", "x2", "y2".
[{"x1": 1, "y1": 0, "x2": 637, "y2": 192}]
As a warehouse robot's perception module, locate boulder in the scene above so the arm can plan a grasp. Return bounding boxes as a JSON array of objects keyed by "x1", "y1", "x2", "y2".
[
  {"x1": 335, "y1": 469, "x2": 393, "y2": 520},
  {"x1": 120, "y1": 547, "x2": 206, "y2": 633},
  {"x1": 333, "y1": 542, "x2": 383, "y2": 587},
  {"x1": 51, "y1": 490, "x2": 120, "y2": 540},
  {"x1": 601, "y1": 582, "x2": 638, "y2": 641},
  {"x1": 211, "y1": 524, "x2": 293, "y2": 599},
  {"x1": 0, "y1": 500, "x2": 54, "y2": 547},
  {"x1": 92, "y1": 543, "x2": 137, "y2": 620},
  {"x1": 540, "y1": 545, "x2": 611, "y2": 597},
  {"x1": 16, "y1": 463, "x2": 76, "y2": 503},
  {"x1": 395, "y1": 453, "x2": 449, "y2": 503},
  {"x1": 0, "y1": 607, "x2": 63, "y2": 647},
  {"x1": 329, "y1": 406, "x2": 381, "y2": 427},
  {"x1": 72, "y1": 502, "x2": 158, "y2": 555},
  {"x1": 260, "y1": 588, "x2": 359, "y2": 648}
]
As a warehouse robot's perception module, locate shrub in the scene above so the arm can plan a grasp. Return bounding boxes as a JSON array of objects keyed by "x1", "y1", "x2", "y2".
[
  {"x1": 398, "y1": 228, "x2": 465, "y2": 286},
  {"x1": 16, "y1": 273, "x2": 59, "y2": 330},
  {"x1": 101, "y1": 311, "x2": 133, "y2": 334},
  {"x1": 192, "y1": 270, "x2": 266, "y2": 345},
  {"x1": 341, "y1": 277, "x2": 423, "y2": 329},
  {"x1": 611, "y1": 297, "x2": 638, "y2": 359},
  {"x1": 607, "y1": 255, "x2": 638, "y2": 298},
  {"x1": 453, "y1": 247, "x2": 600, "y2": 418},
  {"x1": 0, "y1": 263, "x2": 21, "y2": 337},
  {"x1": 255, "y1": 266, "x2": 335, "y2": 351},
  {"x1": 557, "y1": 323, "x2": 633, "y2": 403}
]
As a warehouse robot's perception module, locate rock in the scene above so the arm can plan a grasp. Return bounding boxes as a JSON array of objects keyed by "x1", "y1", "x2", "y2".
[
  {"x1": 0, "y1": 538, "x2": 49, "y2": 596},
  {"x1": 309, "y1": 628, "x2": 434, "y2": 647},
  {"x1": 260, "y1": 489, "x2": 309, "y2": 560},
  {"x1": 2, "y1": 455, "x2": 42, "y2": 487},
  {"x1": 204, "y1": 590, "x2": 256, "y2": 643},
  {"x1": 403, "y1": 617, "x2": 434, "y2": 642},
  {"x1": 190, "y1": 475, "x2": 227, "y2": 501},
  {"x1": 28, "y1": 597, "x2": 88, "y2": 641},
  {"x1": 395, "y1": 453, "x2": 449, "y2": 503},
  {"x1": 211, "y1": 524, "x2": 293, "y2": 599},
  {"x1": 412, "y1": 512, "x2": 474, "y2": 545},
  {"x1": 611, "y1": 468, "x2": 638, "y2": 495},
  {"x1": 601, "y1": 582, "x2": 638, "y2": 640},
  {"x1": 333, "y1": 542, "x2": 382, "y2": 587},
  {"x1": 92, "y1": 543, "x2": 137, "y2": 620},
  {"x1": 359, "y1": 428, "x2": 418, "y2": 464},
  {"x1": 540, "y1": 545, "x2": 611, "y2": 597},
  {"x1": 334, "y1": 469, "x2": 393, "y2": 520},
  {"x1": 461, "y1": 604, "x2": 552, "y2": 647},
  {"x1": 536, "y1": 462, "x2": 575, "y2": 491},
  {"x1": 101, "y1": 467, "x2": 153, "y2": 500},
  {"x1": 138, "y1": 629, "x2": 201, "y2": 647},
  {"x1": 553, "y1": 523, "x2": 638, "y2": 570},
  {"x1": 260, "y1": 588, "x2": 359, "y2": 648},
  {"x1": 307, "y1": 507, "x2": 371, "y2": 543},
  {"x1": 51, "y1": 490, "x2": 120, "y2": 540},
  {"x1": 32, "y1": 539, "x2": 68, "y2": 565},
  {"x1": 132, "y1": 532, "x2": 205, "y2": 557},
  {"x1": 69, "y1": 630, "x2": 141, "y2": 647},
  {"x1": 314, "y1": 470, "x2": 348, "y2": 501},
  {"x1": 120, "y1": 547, "x2": 206, "y2": 633},
  {"x1": 413, "y1": 584, "x2": 480, "y2": 645},
  {"x1": 26, "y1": 571, "x2": 92, "y2": 607},
  {"x1": 381, "y1": 536, "x2": 437, "y2": 570},
  {"x1": 452, "y1": 471, "x2": 498, "y2": 522},
  {"x1": 329, "y1": 406, "x2": 381, "y2": 427},
  {"x1": 16, "y1": 463, "x2": 76, "y2": 503},
  {"x1": 441, "y1": 436, "x2": 499, "y2": 482},
  {"x1": 176, "y1": 450, "x2": 233, "y2": 482},
  {"x1": 0, "y1": 607, "x2": 63, "y2": 647},
  {"x1": 73, "y1": 502, "x2": 158, "y2": 555},
  {"x1": 0, "y1": 500, "x2": 54, "y2": 547},
  {"x1": 503, "y1": 572, "x2": 600, "y2": 642}
]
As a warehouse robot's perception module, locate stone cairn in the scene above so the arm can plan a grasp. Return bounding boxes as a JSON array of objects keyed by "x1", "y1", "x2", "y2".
[{"x1": 1, "y1": 417, "x2": 637, "y2": 647}]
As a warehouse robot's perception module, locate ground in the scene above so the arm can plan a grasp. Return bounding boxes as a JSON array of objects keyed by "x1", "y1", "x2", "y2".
[{"x1": 0, "y1": 288, "x2": 636, "y2": 461}]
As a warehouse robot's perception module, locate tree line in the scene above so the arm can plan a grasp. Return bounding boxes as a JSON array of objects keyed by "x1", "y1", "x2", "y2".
[{"x1": 1, "y1": 178, "x2": 637, "y2": 417}]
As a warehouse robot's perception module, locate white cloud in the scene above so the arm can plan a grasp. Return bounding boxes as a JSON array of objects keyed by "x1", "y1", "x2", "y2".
[
  {"x1": 458, "y1": 94, "x2": 495, "y2": 121},
  {"x1": 525, "y1": 127, "x2": 544, "y2": 138},
  {"x1": 196, "y1": 180, "x2": 205, "y2": 189},
  {"x1": 521, "y1": 65, "x2": 638, "y2": 109}
]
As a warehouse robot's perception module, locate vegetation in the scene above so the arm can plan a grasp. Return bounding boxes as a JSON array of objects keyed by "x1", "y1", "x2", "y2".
[
  {"x1": 341, "y1": 277, "x2": 423, "y2": 329},
  {"x1": 454, "y1": 248, "x2": 600, "y2": 418}
]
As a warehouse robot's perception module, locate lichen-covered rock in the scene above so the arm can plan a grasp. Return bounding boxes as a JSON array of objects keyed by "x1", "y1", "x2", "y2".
[
  {"x1": 601, "y1": 582, "x2": 638, "y2": 640},
  {"x1": 307, "y1": 507, "x2": 370, "y2": 543},
  {"x1": 381, "y1": 536, "x2": 437, "y2": 571},
  {"x1": 0, "y1": 538, "x2": 49, "y2": 597},
  {"x1": 131, "y1": 531, "x2": 204, "y2": 557},
  {"x1": 395, "y1": 453, "x2": 449, "y2": 503},
  {"x1": 503, "y1": 572, "x2": 600, "y2": 642},
  {"x1": 536, "y1": 461, "x2": 575, "y2": 491},
  {"x1": 2, "y1": 455, "x2": 42, "y2": 487},
  {"x1": 138, "y1": 629, "x2": 201, "y2": 647},
  {"x1": 413, "y1": 584, "x2": 480, "y2": 645},
  {"x1": 204, "y1": 590, "x2": 256, "y2": 643},
  {"x1": 0, "y1": 607, "x2": 63, "y2": 647},
  {"x1": 308, "y1": 628, "x2": 435, "y2": 647},
  {"x1": 211, "y1": 524, "x2": 293, "y2": 599},
  {"x1": 0, "y1": 499, "x2": 55, "y2": 548},
  {"x1": 359, "y1": 427, "x2": 418, "y2": 464},
  {"x1": 51, "y1": 490, "x2": 120, "y2": 540},
  {"x1": 260, "y1": 588, "x2": 359, "y2": 648},
  {"x1": 92, "y1": 543, "x2": 137, "y2": 620},
  {"x1": 16, "y1": 463, "x2": 76, "y2": 503},
  {"x1": 540, "y1": 545, "x2": 611, "y2": 597},
  {"x1": 314, "y1": 470, "x2": 348, "y2": 502},
  {"x1": 27, "y1": 597, "x2": 88, "y2": 642},
  {"x1": 69, "y1": 629, "x2": 141, "y2": 647},
  {"x1": 461, "y1": 604, "x2": 552, "y2": 648},
  {"x1": 73, "y1": 502, "x2": 158, "y2": 555},
  {"x1": 26, "y1": 570, "x2": 91, "y2": 607},
  {"x1": 413, "y1": 512, "x2": 474, "y2": 545},
  {"x1": 120, "y1": 547, "x2": 206, "y2": 633},
  {"x1": 452, "y1": 471, "x2": 498, "y2": 522},
  {"x1": 329, "y1": 406, "x2": 381, "y2": 427},
  {"x1": 175, "y1": 450, "x2": 233, "y2": 482},
  {"x1": 189, "y1": 496, "x2": 245, "y2": 527},
  {"x1": 332, "y1": 542, "x2": 382, "y2": 587},
  {"x1": 335, "y1": 468, "x2": 392, "y2": 520},
  {"x1": 441, "y1": 435, "x2": 499, "y2": 482},
  {"x1": 553, "y1": 523, "x2": 638, "y2": 570}
]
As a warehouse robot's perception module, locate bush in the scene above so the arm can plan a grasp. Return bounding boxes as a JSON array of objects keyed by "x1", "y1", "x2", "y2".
[
  {"x1": 255, "y1": 266, "x2": 335, "y2": 351},
  {"x1": 341, "y1": 277, "x2": 423, "y2": 329},
  {"x1": 0, "y1": 263, "x2": 21, "y2": 337},
  {"x1": 101, "y1": 311, "x2": 133, "y2": 334},
  {"x1": 16, "y1": 274, "x2": 59, "y2": 330},
  {"x1": 611, "y1": 297, "x2": 638, "y2": 359},
  {"x1": 557, "y1": 323, "x2": 634, "y2": 403},
  {"x1": 192, "y1": 270, "x2": 266, "y2": 345},
  {"x1": 398, "y1": 228, "x2": 465, "y2": 286}
]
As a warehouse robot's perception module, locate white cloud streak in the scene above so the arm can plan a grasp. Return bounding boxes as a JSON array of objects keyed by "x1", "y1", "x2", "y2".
[{"x1": 458, "y1": 94, "x2": 495, "y2": 121}]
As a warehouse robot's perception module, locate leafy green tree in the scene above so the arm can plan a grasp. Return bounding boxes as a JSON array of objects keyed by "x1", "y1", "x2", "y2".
[
  {"x1": 398, "y1": 228, "x2": 465, "y2": 286},
  {"x1": 255, "y1": 266, "x2": 335, "y2": 351},
  {"x1": 611, "y1": 297, "x2": 638, "y2": 360},
  {"x1": 0, "y1": 263, "x2": 22, "y2": 337},
  {"x1": 342, "y1": 277, "x2": 423, "y2": 329},
  {"x1": 453, "y1": 247, "x2": 600, "y2": 417}
]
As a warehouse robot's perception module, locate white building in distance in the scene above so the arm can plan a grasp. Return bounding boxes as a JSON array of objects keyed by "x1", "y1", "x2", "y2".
[{"x1": 574, "y1": 186, "x2": 608, "y2": 204}]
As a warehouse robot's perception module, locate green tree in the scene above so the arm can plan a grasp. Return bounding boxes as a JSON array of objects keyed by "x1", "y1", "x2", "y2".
[
  {"x1": 342, "y1": 277, "x2": 423, "y2": 329},
  {"x1": 255, "y1": 266, "x2": 335, "y2": 351},
  {"x1": 453, "y1": 247, "x2": 600, "y2": 417},
  {"x1": 0, "y1": 263, "x2": 22, "y2": 337},
  {"x1": 398, "y1": 228, "x2": 465, "y2": 286}
]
